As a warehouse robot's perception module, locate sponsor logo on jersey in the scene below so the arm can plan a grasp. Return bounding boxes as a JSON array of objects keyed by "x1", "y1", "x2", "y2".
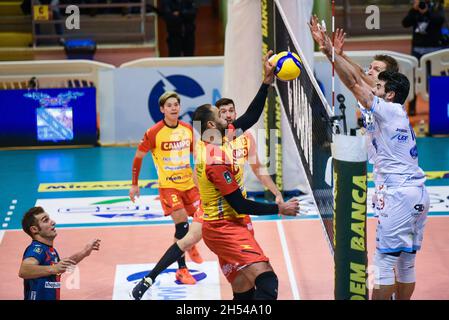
[
  {"x1": 223, "y1": 171, "x2": 232, "y2": 184},
  {"x1": 391, "y1": 131, "x2": 409, "y2": 143},
  {"x1": 33, "y1": 247, "x2": 43, "y2": 254},
  {"x1": 44, "y1": 281, "x2": 61, "y2": 289},
  {"x1": 233, "y1": 147, "x2": 248, "y2": 160},
  {"x1": 410, "y1": 145, "x2": 418, "y2": 159},
  {"x1": 161, "y1": 139, "x2": 191, "y2": 151},
  {"x1": 165, "y1": 173, "x2": 191, "y2": 184},
  {"x1": 163, "y1": 164, "x2": 191, "y2": 171}
]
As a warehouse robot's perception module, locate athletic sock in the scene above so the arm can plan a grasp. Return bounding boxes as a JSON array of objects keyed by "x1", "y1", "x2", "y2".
[{"x1": 147, "y1": 243, "x2": 184, "y2": 282}]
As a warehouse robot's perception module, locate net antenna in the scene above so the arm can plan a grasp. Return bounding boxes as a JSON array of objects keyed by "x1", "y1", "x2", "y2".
[{"x1": 331, "y1": 0, "x2": 336, "y2": 115}]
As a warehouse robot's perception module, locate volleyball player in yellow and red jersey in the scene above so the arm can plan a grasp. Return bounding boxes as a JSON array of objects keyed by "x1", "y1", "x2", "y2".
[
  {"x1": 130, "y1": 51, "x2": 298, "y2": 300},
  {"x1": 129, "y1": 91, "x2": 202, "y2": 285},
  {"x1": 193, "y1": 52, "x2": 299, "y2": 300}
]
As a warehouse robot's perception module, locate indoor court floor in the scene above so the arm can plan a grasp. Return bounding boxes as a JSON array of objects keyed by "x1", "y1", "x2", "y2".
[{"x1": 1, "y1": 137, "x2": 448, "y2": 300}]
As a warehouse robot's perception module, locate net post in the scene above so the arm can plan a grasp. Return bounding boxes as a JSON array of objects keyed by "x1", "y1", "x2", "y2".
[{"x1": 331, "y1": 134, "x2": 368, "y2": 300}]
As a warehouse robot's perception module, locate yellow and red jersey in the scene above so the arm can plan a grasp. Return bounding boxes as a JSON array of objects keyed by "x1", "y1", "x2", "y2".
[
  {"x1": 195, "y1": 132, "x2": 251, "y2": 221},
  {"x1": 138, "y1": 120, "x2": 195, "y2": 191}
]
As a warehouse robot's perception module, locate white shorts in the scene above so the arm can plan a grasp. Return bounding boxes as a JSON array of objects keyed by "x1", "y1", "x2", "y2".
[{"x1": 374, "y1": 185, "x2": 429, "y2": 253}]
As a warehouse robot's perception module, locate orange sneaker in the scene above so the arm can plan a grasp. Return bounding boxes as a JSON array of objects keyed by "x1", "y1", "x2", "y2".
[
  {"x1": 187, "y1": 245, "x2": 203, "y2": 264},
  {"x1": 176, "y1": 267, "x2": 196, "y2": 285}
]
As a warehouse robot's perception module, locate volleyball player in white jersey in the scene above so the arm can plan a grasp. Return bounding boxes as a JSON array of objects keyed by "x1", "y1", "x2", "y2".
[
  {"x1": 308, "y1": 16, "x2": 400, "y2": 167},
  {"x1": 315, "y1": 27, "x2": 429, "y2": 300}
]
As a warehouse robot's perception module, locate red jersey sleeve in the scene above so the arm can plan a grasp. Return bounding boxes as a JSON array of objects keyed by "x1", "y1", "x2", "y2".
[
  {"x1": 206, "y1": 164, "x2": 240, "y2": 196},
  {"x1": 138, "y1": 128, "x2": 157, "y2": 153}
]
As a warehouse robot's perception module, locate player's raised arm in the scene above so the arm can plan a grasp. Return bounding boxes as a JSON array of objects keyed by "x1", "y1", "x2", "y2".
[
  {"x1": 318, "y1": 29, "x2": 375, "y2": 110},
  {"x1": 308, "y1": 16, "x2": 375, "y2": 88},
  {"x1": 246, "y1": 132, "x2": 283, "y2": 204},
  {"x1": 68, "y1": 239, "x2": 101, "y2": 264},
  {"x1": 232, "y1": 50, "x2": 275, "y2": 133}
]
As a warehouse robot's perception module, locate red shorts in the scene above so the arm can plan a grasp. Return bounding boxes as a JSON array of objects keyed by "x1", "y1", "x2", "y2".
[
  {"x1": 159, "y1": 187, "x2": 200, "y2": 216},
  {"x1": 193, "y1": 212, "x2": 252, "y2": 230},
  {"x1": 202, "y1": 218, "x2": 268, "y2": 283}
]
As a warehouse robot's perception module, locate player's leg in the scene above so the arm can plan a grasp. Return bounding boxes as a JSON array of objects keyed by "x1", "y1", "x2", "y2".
[
  {"x1": 171, "y1": 208, "x2": 197, "y2": 284},
  {"x1": 239, "y1": 262, "x2": 278, "y2": 300},
  {"x1": 130, "y1": 221, "x2": 203, "y2": 300},
  {"x1": 182, "y1": 187, "x2": 204, "y2": 263},
  {"x1": 396, "y1": 251, "x2": 416, "y2": 300},
  {"x1": 372, "y1": 186, "x2": 415, "y2": 300},
  {"x1": 130, "y1": 241, "x2": 185, "y2": 300},
  {"x1": 159, "y1": 188, "x2": 195, "y2": 284},
  {"x1": 396, "y1": 185, "x2": 429, "y2": 300},
  {"x1": 176, "y1": 220, "x2": 202, "y2": 252},
  {"x1": 371, "y1": 250, "x2": 399, "y2": 300},
  {"x1": 231, "y1": 272, "x2": 255, "y2": 300}
]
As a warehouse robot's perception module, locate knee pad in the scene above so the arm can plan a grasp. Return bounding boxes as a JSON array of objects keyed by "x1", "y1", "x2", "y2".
[
  {"x1": 233, "y1": 287, "x2": 255, "y2": 300},
  {"x1": 396, "y1": 252, "x2": 416, "y2": 284},
  {"x1": 175, "y1": 222, "x2": 189, "y2": 240},
  {"x1": 373, "y1": 250, "x2": 399, "y2": 286},
  {"x1": 254, "y1": 271, "x2": 278, "y2": 300}
]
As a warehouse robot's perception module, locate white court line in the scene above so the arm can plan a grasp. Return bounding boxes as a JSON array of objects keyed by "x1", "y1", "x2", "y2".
[
  {"x1": 0, "y1": 230, "x2": 5, "y2": 245},
  {"x1": 276, "y1": 220, "x2": 300, "y2": 300}
]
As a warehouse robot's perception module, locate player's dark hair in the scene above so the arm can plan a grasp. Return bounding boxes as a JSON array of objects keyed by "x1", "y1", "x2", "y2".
[
  {"x1": 374, "y1": 55, "x2": 399, "y2": 73},
  {"x1": 22, "y1": 206, "x2": 45, "y2": 238},
  {"x1": 215, "y1": 98, "x2": 235, "y2": 109},
  {"x1": 192, "y1": 104, "x2": 214, "y2": 135},
  {"x1": 378, "y1": 71, "x2": 410, "y2": 105}
]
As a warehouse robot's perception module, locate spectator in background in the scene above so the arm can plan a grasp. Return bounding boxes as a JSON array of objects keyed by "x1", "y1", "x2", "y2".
[
  {"x1": 160, "y1": 0, "x2": 197, "y2": 57},
  {"x1": 402, "y1": 0, "x2": 446, "y2": 60},
  {"x1": 33, "y1": 0, "x2": 65, "y2": 45}
]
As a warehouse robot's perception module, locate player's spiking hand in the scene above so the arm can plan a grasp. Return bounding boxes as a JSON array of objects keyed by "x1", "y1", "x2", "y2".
[
  {"x1": 83, "y1": 239, "x2": 101, "y2": 257},
  {"x1": 263, "y1": 50, "x2": 276, "y2": 84}
]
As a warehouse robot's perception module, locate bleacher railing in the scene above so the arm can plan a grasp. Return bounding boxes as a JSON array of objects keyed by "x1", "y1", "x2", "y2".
[{"x1": 30, "y1": 0, "x2": 157, "y2": 47}]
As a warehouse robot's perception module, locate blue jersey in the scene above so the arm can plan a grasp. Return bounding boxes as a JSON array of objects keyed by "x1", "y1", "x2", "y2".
[{"x1": 22, "y1": 240, "x2": 61, "y2": 300}]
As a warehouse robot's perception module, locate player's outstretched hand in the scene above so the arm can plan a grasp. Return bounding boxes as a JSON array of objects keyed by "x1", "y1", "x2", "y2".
[
  {"x1": 334, "y1": 28, "x2": 346, "y2": 56},
  {"x1": 263, "y1": 50, "x2": 275, "y2": 84},
  {"x1": 308, "y1": 15, "x2": 323, "y2": 45},
  {"x1": 129, "y1": 185, "x2": 140, "y2": 203},
  {"x1": 278, "y1": 198, "x2": 300, "y2": 216},
  {"x1": 84, "y1": 239, "x2": 101, "y2": 257},
  {"x1": 54, "y1": 258, "x2": 76, "y2": 275}
]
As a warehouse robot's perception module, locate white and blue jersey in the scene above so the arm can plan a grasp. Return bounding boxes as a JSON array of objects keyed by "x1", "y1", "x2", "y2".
[
  {"x1": 22, "y1": 240, "x2": 61, "y2": 300},
  {"x1": 366, "y1": 96, "x2": 429, "y2": 254},
  {"x1": 368, "y1": 96, "x2": 426, "y2": 188}
]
